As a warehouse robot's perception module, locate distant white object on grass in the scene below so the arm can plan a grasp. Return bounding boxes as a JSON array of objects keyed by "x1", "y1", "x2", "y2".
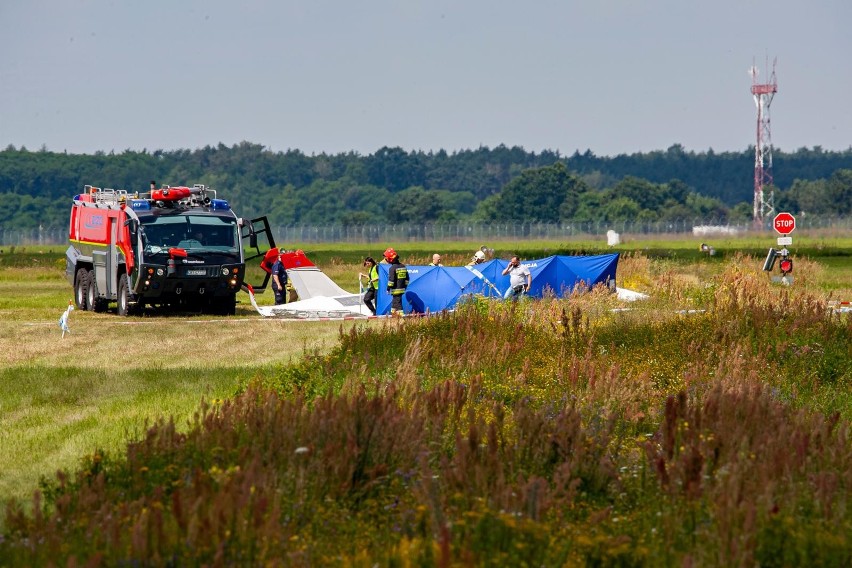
[
  {"x1": 59, "y1": 301, "x2": 74, "y2": 338},
  {"x1": 616, "y1": 288, "x2": 649, "y2": 302},
  {"x1": 606, "y1": 230, "x2": 621, "y2": 247},
  {"x1": 693, "y1": 225, "x2": 740, "y2": 237}
]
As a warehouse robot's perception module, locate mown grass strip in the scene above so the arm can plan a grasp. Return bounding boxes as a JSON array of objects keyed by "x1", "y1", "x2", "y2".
[{"x1": 0, "y1": 365, "x2": 255, "y2": 503}]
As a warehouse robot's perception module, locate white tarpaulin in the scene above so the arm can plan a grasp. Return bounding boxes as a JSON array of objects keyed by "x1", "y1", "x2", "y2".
[
  {"x1": 286, "y1": 265, "x2": 351, "y2": 300},
  {"x1": 245, "y1": 285, "x2": 372, "y2": 319},
  {"x1": 247, "y1": 251, "x2": 372, "y2": 319}
]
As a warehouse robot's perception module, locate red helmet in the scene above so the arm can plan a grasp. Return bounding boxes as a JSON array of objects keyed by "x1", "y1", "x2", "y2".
[{"x1": 383, "y1": 247, "x2": 397, "y2": 261}]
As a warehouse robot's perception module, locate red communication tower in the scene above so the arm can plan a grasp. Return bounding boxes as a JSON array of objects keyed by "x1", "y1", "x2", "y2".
[{"x1": 750, "y1": 58, "x2": 778, "y2": 223}]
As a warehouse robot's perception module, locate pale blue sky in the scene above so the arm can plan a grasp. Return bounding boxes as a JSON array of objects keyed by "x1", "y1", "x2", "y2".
[{"x1": 1, "y1": 0, "x2": 849, "y2": 156}]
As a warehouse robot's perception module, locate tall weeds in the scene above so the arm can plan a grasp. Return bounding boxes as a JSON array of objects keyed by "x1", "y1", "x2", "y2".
[{"x1": 3, "y1": 255, "x2": 851, "y2": 566}]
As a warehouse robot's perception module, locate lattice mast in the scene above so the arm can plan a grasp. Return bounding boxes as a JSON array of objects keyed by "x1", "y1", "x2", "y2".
[{"x1": 750, "y1": 58, "x2": 778, "y2": 222}]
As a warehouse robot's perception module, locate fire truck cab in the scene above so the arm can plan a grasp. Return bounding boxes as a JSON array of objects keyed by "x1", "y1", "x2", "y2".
[{"x1": 66, "y1": 183, "x2": 274, "y2": 316}]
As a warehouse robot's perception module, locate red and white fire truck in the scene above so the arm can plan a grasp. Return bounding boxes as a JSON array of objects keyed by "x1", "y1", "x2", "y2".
[{"x1": 66, "y1": 182, "x2": 275, "y2": 315}]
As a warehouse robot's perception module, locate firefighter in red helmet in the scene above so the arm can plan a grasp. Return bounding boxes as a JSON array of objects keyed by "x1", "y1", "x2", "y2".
[{"x1": 383, "y1": 248, "x2": 408, "y2": 315}]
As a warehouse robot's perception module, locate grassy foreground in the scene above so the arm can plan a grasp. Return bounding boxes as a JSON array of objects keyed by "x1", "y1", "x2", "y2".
[
  {"x1": 1, "y1": 241, "x2": 851, "y2": 565},
  {"x1": 0, "y1": 254, "x2": 357, "y2": 506}
]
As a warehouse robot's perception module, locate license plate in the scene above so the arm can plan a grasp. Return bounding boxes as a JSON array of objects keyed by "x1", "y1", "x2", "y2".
[{"x1": 186, "y1": 269, "x2": 206, "y2": 276}]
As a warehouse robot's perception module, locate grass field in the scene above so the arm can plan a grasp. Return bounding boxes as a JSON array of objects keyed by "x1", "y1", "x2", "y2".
[
  {"x1": 0, "y1": 255, "x2": 359, "y2": 505},
  {"x1": 1, "y1": 236, "x2": 851, "y2": 564}
]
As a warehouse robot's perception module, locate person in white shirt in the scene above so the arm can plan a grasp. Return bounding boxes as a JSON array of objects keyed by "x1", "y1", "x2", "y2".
[{"x1": 501, "y1": 256, "x2": 531, "y2": 300}]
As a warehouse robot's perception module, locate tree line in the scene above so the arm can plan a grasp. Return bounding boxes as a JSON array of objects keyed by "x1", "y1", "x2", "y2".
[{"x1": 0, "y1": 143, "x2": 850, "y2": 230}]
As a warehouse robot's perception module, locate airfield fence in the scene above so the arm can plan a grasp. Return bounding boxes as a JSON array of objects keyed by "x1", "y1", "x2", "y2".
[{"x1": 3, "y1": 216, "x2": 852, "y2": 247}]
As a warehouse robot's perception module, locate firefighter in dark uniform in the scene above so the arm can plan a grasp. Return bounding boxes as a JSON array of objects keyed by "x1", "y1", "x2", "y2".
[
  {"x1": 383, "y1": 247, "x2": 408, "y2": 315},
  {"x1": 271, "y1": 250, "x2": 288, "y2": 305}
]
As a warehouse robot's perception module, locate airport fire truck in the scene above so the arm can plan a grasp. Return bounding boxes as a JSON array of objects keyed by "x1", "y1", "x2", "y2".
[{"x1": 66, "y1": 182, "x2": 274, "y2": 316}]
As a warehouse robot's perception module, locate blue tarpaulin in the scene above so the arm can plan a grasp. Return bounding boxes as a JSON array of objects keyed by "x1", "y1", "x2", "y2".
[{"x1": 376, "y1": 254, "x2": 619, "y2": 315}]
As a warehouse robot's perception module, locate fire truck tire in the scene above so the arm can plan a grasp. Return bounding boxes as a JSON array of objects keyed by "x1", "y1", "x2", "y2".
[
  {"x1": 117, "y1": 274, "x2": 131, "y2": 316},
  {"x1": 85, "y1": 270, "x2": 97, "y2": 311},
  {"x1": 212, "y1": 295, "x2": 236, "y2": 316},
  {"x1": 86, "y1": 269, "x2": 108, "y2": 313},
  {"x1": 74, "y1": 268, "x2": 89, "y2": 310}
]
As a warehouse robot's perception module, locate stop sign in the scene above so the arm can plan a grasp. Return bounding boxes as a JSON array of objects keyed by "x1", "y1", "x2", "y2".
[{"x1": 773, "y1": 212, "x2": 796, "y2": 235}]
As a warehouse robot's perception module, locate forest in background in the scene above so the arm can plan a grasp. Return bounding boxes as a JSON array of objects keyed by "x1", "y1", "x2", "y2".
[{"x1": 0, "y1": 143, "x2": 850, "y2": 230}]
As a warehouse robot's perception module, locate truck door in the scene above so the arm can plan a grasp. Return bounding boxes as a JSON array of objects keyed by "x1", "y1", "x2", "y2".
[
  {"x1": 107, "y1": 215, "x2": 118, "y2": 296},
  {"x1": 241, "y1": 216, "x2": 276, "y2": 292},
  {"x1": 93, "y1": 215, "x2": 118, "y2": 299}
]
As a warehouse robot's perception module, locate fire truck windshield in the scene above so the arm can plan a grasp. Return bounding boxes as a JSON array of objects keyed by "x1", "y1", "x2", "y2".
[{"x1": 140, "y1": 215, "x2": 239, "y2": 255}]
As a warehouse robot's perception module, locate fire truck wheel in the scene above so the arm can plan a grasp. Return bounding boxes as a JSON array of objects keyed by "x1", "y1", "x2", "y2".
[
  {"x1": 117, "y1": 274, "x2": 131, "y2": 316},
  {"x1": 212, "y1": 295, "x2": 236, "y2": 316},
  {"x1": 85, "y1": 270, "x2": 97, "y2": 311},
  {"x1": 86, "y1": 270, "x2": 108, "y2": 313},
  {"x1": 74, "y1": 268, "x2": 89, "y2": 310}
]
